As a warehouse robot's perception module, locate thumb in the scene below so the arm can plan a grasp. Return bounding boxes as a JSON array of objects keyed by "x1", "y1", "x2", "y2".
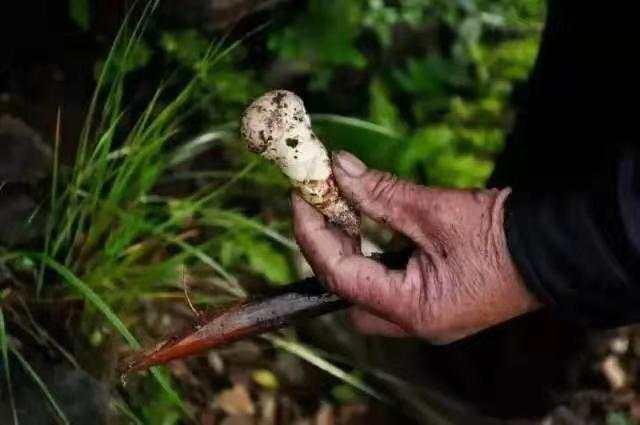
[{"x1": 332, "y1": 150, "x2": 425, "y2": 239}]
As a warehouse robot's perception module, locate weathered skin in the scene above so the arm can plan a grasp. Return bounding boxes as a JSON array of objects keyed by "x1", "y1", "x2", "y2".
[
  {"x1": 293, "y1": 151, "x2": 542, "y2": 343},
  {"x1": 241, "y1": 90, "x2": 360, "y2": 237}
]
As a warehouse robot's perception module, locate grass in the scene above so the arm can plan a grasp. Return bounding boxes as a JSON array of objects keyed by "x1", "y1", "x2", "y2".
[
  {"x1": 2, "y1": 303, "x2": 70, "y2": 424},
  {"x1": 0, "y1": 3, "x2": 413, "y2": 423},
  {"x1": 9, "y1": 345, "x2": 70, "y2": 424},
  {"x1": 1, "y1": 1, "x2": 236, "y2": 419},
  {"x1": 266, "y1": 335, "x2": 388, "y2": 403},
  {"x1": 0, "y1": 308, "x2": 19, "y2": 425}
]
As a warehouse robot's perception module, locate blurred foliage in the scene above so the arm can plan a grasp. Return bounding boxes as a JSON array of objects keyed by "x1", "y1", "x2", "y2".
[
  {"x1": 68, "y1": 0, "x2": 90, "y2": 31},
  {"x1": 136, "y1": 0, "x2": 544, "y2": 188},
  {"x1": 270, "y1": 0, "x2": 542, "y2": 186},
  {"x1": 607, "y1": 412, "x2": 637, "y2": 425},
  {"x1": 363, "y1": 0, "x2": 427, "y2": 47},
  {"x1": 160, "y1": 30, "x2": 264, "y2": 122},
  {"x1": 84, "y1": 0, "x2": 543, "y2": 188},
  {"x1": 268, "y1": 0, "x2": 368, "y2": 90}
]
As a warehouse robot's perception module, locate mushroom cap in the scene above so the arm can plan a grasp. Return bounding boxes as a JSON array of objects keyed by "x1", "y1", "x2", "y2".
[{"x1": 240, "y1": 90, "x2": 330, "y2": 182}]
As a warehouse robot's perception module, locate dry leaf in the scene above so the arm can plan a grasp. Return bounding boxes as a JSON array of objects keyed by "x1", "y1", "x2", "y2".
[
  {"x1": 315, "y1": 403, "x2": 334, "y2": 425},
  {"x1": 601, "y1": 355, "x2": 627, "y2": 390},
  {"x1": 221, "y1": 415, "x2": 255, "y2": 425},
  {"x1": 217, "y1": 384, "x2": 256, "y2": 416},
  {"x1": 258, "y1": 392, "x2": 277, "y2": 425}
]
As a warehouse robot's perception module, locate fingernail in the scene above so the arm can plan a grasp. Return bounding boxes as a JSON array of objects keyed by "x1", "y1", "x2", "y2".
[{"x1": 334, "y1": 151, "x2": 366, "y2": 177}]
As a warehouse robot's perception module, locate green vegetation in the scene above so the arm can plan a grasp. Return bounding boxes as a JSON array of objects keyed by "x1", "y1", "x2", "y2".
[{"x1": 0, "y1": 0, "x2": 544, "y2": 422}]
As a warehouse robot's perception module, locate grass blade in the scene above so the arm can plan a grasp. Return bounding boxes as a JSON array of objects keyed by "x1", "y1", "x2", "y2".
[
  {"x1": 16, "y1": 299, "x2": 81, "y2": 369},
  {"x1": 27, "y1": 253, "x2": 186, "y2": 413},
  {"x1": 112, "y1": 399, "x2": 144, "y2": 425},
  {"x1": 37, "y1": 253, "x2": 139, "y2": 347},
  {"x1": 9, "y1": 344, "x2": 69, "y2": 424},
  {"x1": 37, "y1": 108, "x2": 62, "y2": 296},
  {"x1": 311, "y1": 114, "x2": 403, "y2": 171},
  {"x1": 201, "y1": 209, "x2": 297, "y2": 251},
  {"x1": 169, "y1": 130, "x2": 231, "y2": 167},
  {"x1": 164, "y1": 237, "x2": 246, "y2": 298},
  {"x1": 0, "y1": 308, "x2": 19, "y2": 425},
  {"x1": 265, "y1": 335, "x2": 389, "y2": 404}
]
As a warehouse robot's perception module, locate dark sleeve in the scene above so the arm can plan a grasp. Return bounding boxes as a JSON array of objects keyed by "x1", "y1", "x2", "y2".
[{"x1": 505, "y1": 149, "x2": 640, "y2": 327}]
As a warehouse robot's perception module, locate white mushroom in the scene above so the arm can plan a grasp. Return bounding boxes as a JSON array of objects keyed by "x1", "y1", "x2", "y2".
[{"x1": 240, "y1": 90, "x2": 360, "y2": 237}]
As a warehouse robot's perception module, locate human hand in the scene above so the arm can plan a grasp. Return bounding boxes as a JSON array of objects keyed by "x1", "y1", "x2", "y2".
[{"x1": 292, "y1": 151, "x2": 541, "y2": 344}]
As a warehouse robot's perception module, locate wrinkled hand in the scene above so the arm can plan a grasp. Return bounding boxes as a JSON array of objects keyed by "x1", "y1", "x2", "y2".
[{"x1": 292, "y1": 151, "x2": 541, "y2": 344}]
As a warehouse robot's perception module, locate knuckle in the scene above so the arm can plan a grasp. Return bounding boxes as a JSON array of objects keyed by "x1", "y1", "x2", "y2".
[
  {"x1": 321, "y1": 259, "x2": 344, "y2": 293},
  {"x1": 368, "y1": 171, "x2": 401, "y2": 206},
  {"x1": 419, "y1": 190, "x2": 460, "y2": 233}
]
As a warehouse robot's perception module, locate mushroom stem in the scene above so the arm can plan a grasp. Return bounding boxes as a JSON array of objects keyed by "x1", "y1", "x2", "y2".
[{"x1": 241, "y1": 90, "x2": 360, "y2": 236}]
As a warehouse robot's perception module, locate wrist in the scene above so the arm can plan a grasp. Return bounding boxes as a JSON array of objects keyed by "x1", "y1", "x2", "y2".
[{"x1": 492, "y1": 188, "x2": 542, "y2": 315}]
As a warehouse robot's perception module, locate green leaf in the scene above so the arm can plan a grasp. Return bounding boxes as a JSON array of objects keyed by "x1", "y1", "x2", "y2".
[
  {"x1": 607, "y1": 412, "x2": 636, "y2": 425},
  {"x1": 483, "y1": 38, "x2": 540, "y2": 81},
  {"x1": 267, "y1": 0, "x2": 367, "y2": 90},
  {"x1": 369, "y1": 79, "x2": 406, "y2": 134},
  {"x1": 397, "y1": 125, "x2": 493, "y2": 187},
  {"x1": 396, "y1": 126, "x2": 455, "y2": 179},
  {"x1": 242, "y1": 239, "x2": 293, "y2": 286},
  {"x1": 363, "y1": 0, "x2": 427, "y2": 46},
  {"x1": 312, "y1": 114, "x2": 403, "y2": 171},
  {"x1": 266, "y1": 335, "x2": 388, "y2": 403},
  {"x1": 268, "y1": 0, "x2": 366, "y2": 68},
  {"x1": 9, "y1": 345, "x2": 69, "y2": 424},
  {"x1": 252, "y1": 369, "x2": 279, "y2": 390},
  {"x1": 26, "y1": 253, "x2": 186, "y2": 413},
  {"x1": 69, "y1": 0, "x2": 90, "y2": 30},
  {"x1": 332, "y1": 382, "x2": 362, "y2": 404}
]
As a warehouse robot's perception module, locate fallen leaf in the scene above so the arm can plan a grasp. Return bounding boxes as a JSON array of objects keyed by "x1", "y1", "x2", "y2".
[
  {"x1": 315, "y1": 403, "x2": 334, "y2": 425},
  {"x1": 221, "y1": 415, "x2": 255, "y2": 425},
  {"x1": 601, "y1": 355, "x2": 627, "y2": 390},
  {"x1": 252, "y1": 369, "x2": 279, "y2": 390},
  {"x1": 217, "y1": 384, "x2": 256, "y2": 416}
]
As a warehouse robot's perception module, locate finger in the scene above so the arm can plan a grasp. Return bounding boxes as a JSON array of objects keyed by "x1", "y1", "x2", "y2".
[
  {"x1": 348, "y1": 307, "x2": 409, "y2": 337},
  {"x1": 331, "y1": 151, "x2": 428, "y2": 242},
  {"x1": 293, "y1": 192, "x2": 408, "y2": 324},
  {"x1": 329, "y1": 254, "x2": 407, "y2": 322},
  {"x1": 292, "y1": 193, "x2": 358, "y2": 275}
]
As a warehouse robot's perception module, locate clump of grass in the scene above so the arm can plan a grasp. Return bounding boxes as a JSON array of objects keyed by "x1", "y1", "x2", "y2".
[
  {"x1": 0, "y1": 1, "x2": 255, "y2": 419},
  {"x1": 0, "y1": 3, "x2": 428, "y2": 422}
]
